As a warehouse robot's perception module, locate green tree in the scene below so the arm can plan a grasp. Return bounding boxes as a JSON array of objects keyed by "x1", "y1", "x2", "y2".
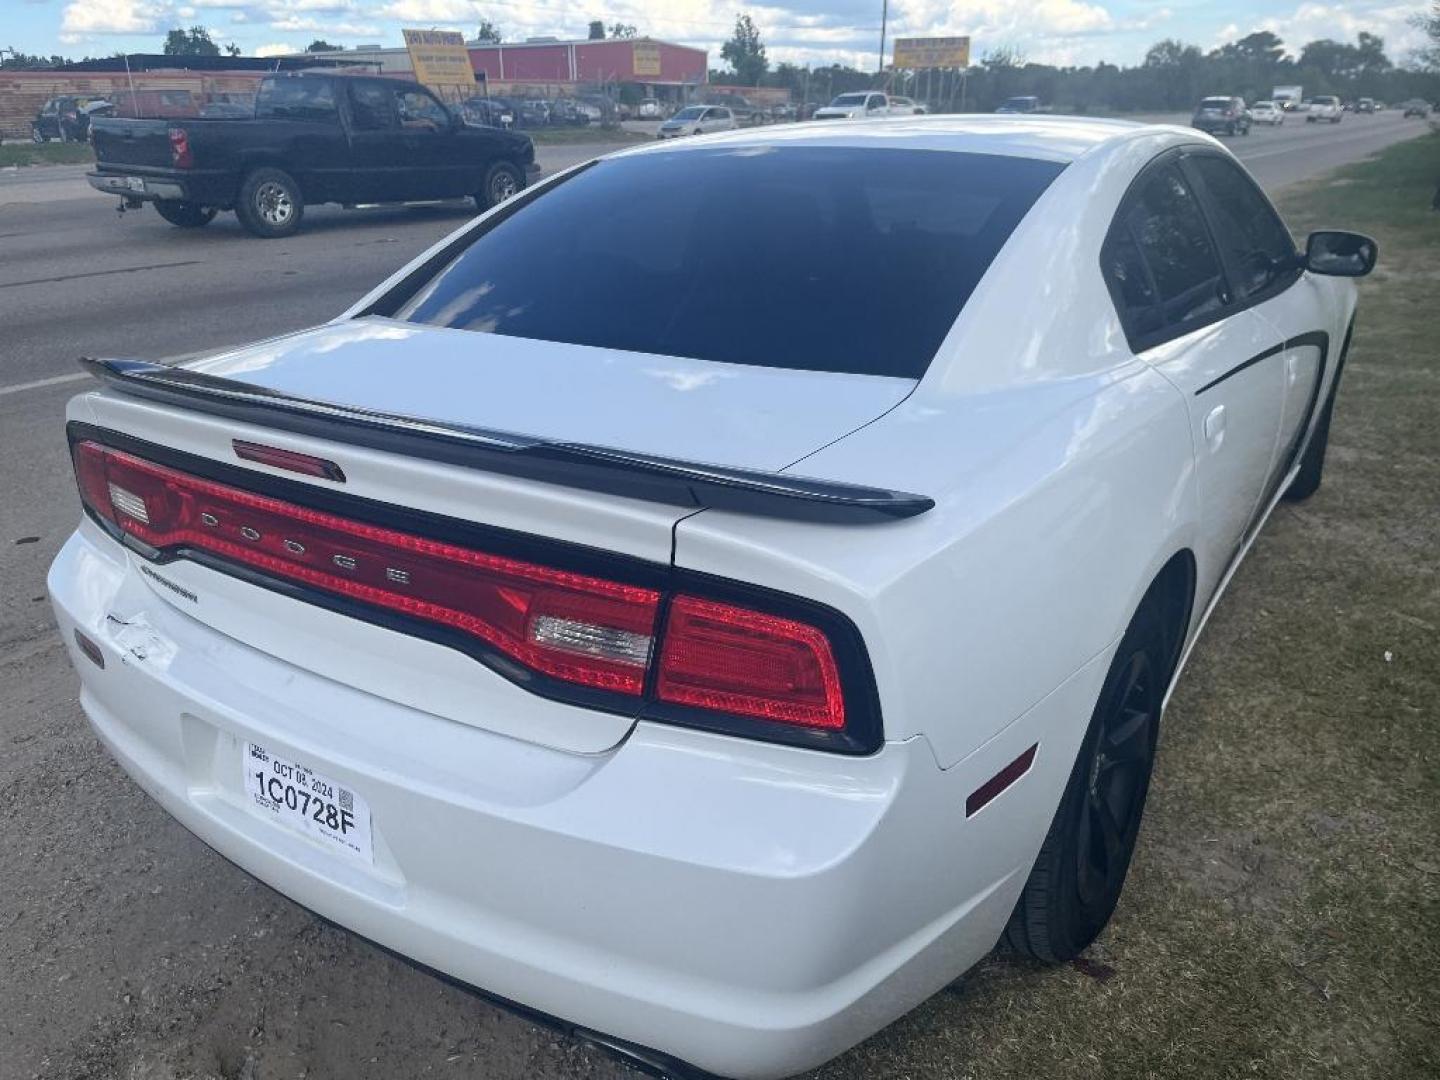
[
  {"x1": 1219, "y1": 30, "x2": 1285, "y2": 63},
  {"x1": 1411, "y1": 1, "x2": 1440, "y2": 70},
  {"x1": 474, "y1": 20, "x2": 501, "y2": 44},
  {"x1": 224, "y1": 42, "x2": 241, "y2": 56},
  {"x1": 162, "y1": 26, "x2": 222, "y2": 56},
  {"x1": 0, "y1": 47, "x2": 73, "y2": 69},
  {"x1": 721, "y1": 14, "x2": 767, "y2": 86},
  {"x1": 306, "y1": 39, "x2": 340, "y2": 52},
  {"x1": 609, "y1": 23, "x2": 638, "y2": 39}
]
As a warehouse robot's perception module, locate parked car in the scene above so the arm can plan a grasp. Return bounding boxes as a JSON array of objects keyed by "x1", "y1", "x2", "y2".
[
  {"x1": 460, "y1": 96, "x2": 515, "y2": 129},
  {"x1": 30, "y1": 96, "x2": 112, "y2": 143},
  {"x1": 995, "y1": 95, "x2": 1045, "y2": 114},
  {"x1": 51, "y1": 115, "x2": 1373, "y2": 1080},
  {"x1": 1355, "y1": 97, "x2": 1376, "y2": 114},
  {"x1": 1249, "y1": 100, "x2": 1285, "y2": 125},
  {"x1": 548, "y1": 99, "x2": 593, "y2": 126},
  {"x1": 515, "y1": 99, "x2": 551, "y2": 128},
  {"x1": 1401, "y1": 99, "x2": 1432, "y2": 118},
  {"x1": 705, "y1": 93, "x2": 764, "y2": 125},
  {"x1": 636, "y1": 99, "x2": 667, "y2": 118},
  {"x1": 812, "y1": 92, "x2": 897, "y2": 119},
  {"x1": 87, "y1": 73, "x2": 537, "y2": 238},
  {"x1": 888, "y1": 95, "x2": 926, "y2": 114},
  {"x1": 1192, "y1": 95, "x2": 1251, "y2": 135},
  {"x1": 656, "y1": 104, "x2": 737, "y2": 138},
  {"x1": 769, "y1": 102, "x2": 798, "y2": 122},
  {"x1": 1307, "y1": 95, "x2": 1343, "y2": 123}
]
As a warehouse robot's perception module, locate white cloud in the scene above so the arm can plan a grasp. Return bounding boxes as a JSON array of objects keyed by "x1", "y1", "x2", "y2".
[
  {"x1": 1250, "y1": 1, "x2": 1428, "y2": 61},
  {"x1": 60, "y1": 0, "x2": 170, "y2": 39},
  {"x1": 254, "y1": 40, "x2": 297, "y2": 55}
]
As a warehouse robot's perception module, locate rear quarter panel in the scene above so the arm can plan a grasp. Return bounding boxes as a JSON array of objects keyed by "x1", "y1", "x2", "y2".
[{"x1": 673, "y1": 129, "x2": 1206, "y2": 769}]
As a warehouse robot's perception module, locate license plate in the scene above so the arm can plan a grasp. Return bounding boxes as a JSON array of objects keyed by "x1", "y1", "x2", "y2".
[
  {"x1": 243, "y1": 742, "x2": 373, "y2": 864},
  {"x1": 125, "y1": 176, "x2": 145, "y2": 192}
]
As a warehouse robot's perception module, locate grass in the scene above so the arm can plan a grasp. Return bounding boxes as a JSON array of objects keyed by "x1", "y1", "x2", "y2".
[
  {"x1": 812, "y1": 132, "x2": 1440, "y2": 1079},
  {"x1": 0, "y1": 141, "x2": 96, "y2": 167},
  {"x1": 525, "y1": 125, "x2": 650, "y2": 146}
]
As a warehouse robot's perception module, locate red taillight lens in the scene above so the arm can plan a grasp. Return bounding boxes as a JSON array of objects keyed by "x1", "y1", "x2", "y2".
[
  {"x1": 71, "y1": 439, "x2": 870, "y2": 747},
  {"x1": 656, "y1": 596, "x2": 845, "y2": 729},
  {"x1": 168, "y1": 126, "x2": 192, "y2": 168},
  {"x1": 72, "y1": 441, "x2": 660, "y2": 694}
]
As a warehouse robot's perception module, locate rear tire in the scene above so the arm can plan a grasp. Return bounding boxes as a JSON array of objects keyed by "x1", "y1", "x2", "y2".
[
  {"x1": 154, "y1": 200, "x2": 217, "y2": 228},
  {"x1": 235, "y1": 167, "x2": 304, "y2": 238},
  {"x1": 475, "y1": 160, "x2": 523, "y2": 212},
  {"x1": 1004, "y1": 605, "x2": 1165, "y2": 962}
]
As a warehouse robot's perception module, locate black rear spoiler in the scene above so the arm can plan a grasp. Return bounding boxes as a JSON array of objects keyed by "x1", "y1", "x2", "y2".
[{"x1": 79, "y1": 357, "x2": 934, "y2": 523}]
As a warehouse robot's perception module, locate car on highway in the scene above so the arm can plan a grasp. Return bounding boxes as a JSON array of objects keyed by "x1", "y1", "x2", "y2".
[
  {"x1": 656, "y1": 104, "x2": 737, "y2": 138},
  {"x1": 1192, "y1": 95, "x2": 1251, "y2": 135},
  {"x1": 48, "y1": 115, "x2": 1374, "y2": 1079},
  {"x1": 85, "y1": 73, "x2": 538, "y2": 238},
  {"x1": 1249, "y1": 100, "x2": 1285, "y2": 125},
  {"x1": 812, "y1": 91, "x2": 898, "y2": 119},
  {"x1": 1307, "y1": 95, "x2": 1343, "y2": 123},
  {"x1": 995, "y1": 95, "x2": 1046, "y2": 114},
  {"x1": 1355, "y1": 98, "x2": 1376, "y2": 114},
  {"x1": 1401, "y1": 99, "x2": 1433, "y2": 118}
]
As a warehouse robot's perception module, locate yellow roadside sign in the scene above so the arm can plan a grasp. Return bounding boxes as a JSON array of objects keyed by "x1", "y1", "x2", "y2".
[
  {"x1": 893, "y1": 36, "x2": 971, "y2": 69},
  {"x1": 402, "y1": 29, "x2": 476, "y2": 86},
  {"x1": 632, "y1": 40, "x2": 662, "y2": 77}
]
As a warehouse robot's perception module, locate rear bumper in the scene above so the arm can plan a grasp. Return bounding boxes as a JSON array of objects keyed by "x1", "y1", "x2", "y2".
[
  {"x1": 46, "y1": 521, "x2": 1059, "y2": 1079},
  {"x1": 87, "y1": 169, "x2": 233, "y2": 206},
  {"x1": 88, "y1": 170, "x2": 187, "y2": 201}
]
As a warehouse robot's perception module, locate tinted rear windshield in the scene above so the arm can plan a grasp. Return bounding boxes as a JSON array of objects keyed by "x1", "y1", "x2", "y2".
[
  {"x1": 1199, "y1": 98, "x2": 1232, "y2": 108},
  {"x1": 396, "y1": 146, "x2": 1064, "y2": 378}
]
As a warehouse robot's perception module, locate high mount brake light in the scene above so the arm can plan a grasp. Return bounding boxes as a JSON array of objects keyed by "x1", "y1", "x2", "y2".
[{"x1": 70, "y1": 440, "x2": 861, "y2": 746}]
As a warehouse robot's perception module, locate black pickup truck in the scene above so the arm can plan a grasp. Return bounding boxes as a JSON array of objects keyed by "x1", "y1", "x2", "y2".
[{"x1": 88, "y1": 73, "x2": 539, "y2": 238}]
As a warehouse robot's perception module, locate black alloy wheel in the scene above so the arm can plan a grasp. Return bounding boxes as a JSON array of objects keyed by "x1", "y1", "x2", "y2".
[{"x1": 1005, "y1": 606, "x2": 1165, "y2": 962}]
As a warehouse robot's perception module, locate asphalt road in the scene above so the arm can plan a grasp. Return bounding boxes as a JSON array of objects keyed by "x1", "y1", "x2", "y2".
[{"x1": 0, "y1": 111, "x2": 1427, "y2": 1080}]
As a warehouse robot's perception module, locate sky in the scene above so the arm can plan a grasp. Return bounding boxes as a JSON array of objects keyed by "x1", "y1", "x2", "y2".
[{"x1": 4, "y1": 0, "x2": 1433, "y2": 71}]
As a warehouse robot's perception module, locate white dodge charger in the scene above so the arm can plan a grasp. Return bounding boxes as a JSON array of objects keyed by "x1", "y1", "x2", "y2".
[{"x1": 48, "y1": 117, "x2": 1375, "y2": 1078}]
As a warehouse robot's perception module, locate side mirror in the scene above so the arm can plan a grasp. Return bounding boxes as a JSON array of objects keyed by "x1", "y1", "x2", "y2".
[{"x1": 1303, "y1": 230, "x2": 1378, "y2": 277}]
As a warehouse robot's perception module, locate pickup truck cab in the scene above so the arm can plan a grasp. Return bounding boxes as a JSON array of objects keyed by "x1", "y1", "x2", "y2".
[
  {"x1": 1306, "y1": 95, "x2": 1343, "y2": 123},
  {"x1": 87, "y1": 73, "x2": 538, "y2": 238}
]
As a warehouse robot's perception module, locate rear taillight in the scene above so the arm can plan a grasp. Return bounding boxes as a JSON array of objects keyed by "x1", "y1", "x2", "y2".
[
  {"x1": 71, "y1": 439, "x2": 871, "y2": 750},
  {"x1": 168, "y1": 126, "x2": 192, "y2": 168},
  {"x1": 658, "y1": 597, "x2": 844, "y2": 729}
]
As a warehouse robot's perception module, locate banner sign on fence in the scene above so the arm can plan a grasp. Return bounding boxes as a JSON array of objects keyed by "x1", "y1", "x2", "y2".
[
  {"x1": 893, "y1": 36, "x2": 971, "y2": 69},
  {"x1": 402, "y1": 29, "x2": 476, "y2": 86}
]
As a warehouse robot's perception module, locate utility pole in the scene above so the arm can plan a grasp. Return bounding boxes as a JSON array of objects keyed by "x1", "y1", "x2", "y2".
[{"x1": 877, "y1": 0, "x2": 888, "y2": 75}]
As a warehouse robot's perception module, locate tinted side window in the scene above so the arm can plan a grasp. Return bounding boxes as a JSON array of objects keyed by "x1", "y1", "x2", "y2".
[
  {"x1": 350, "y1": 83, "x2": 393, "y2": 131},
  {"x1": 1111, "y1": 165, "x2": 1226, "y2": 343},
  {"x1": 256, "y1": 79, "x2": 337, "y2": 122},
  {"x1": 1189, "y1": 155, "x2": 1297, "y2": 300}
]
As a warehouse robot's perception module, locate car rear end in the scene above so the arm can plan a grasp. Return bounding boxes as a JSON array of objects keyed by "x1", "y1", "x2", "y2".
[
  {"x1": 1192, "y1": 96, "x2": 1242, "y2": 133},
  {"x1": 49, "y1": 133, "x2": 1077, "y2": 1078},
  {"x1": 88, "y1": 117, "x2": 236, "y2": 207}
]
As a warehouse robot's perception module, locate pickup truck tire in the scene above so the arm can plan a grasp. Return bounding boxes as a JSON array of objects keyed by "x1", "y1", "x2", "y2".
[
  {"x1": 154, "y1": 200, "x2": 218, "y2": 228},
  {"x1": 235, "y1": 167, "x2": 304, "y2": 239},
  {"x1": 476, "y1": 161, "x2": 523, "y2": 211}
]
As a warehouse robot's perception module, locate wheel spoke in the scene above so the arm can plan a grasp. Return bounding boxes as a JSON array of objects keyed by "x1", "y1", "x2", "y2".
[{"x1": 1090, "y1": 790, "x2": 1125, "y2": 874}]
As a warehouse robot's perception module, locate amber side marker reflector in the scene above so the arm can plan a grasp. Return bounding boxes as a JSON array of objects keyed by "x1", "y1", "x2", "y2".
[
  {"x1": 233, "y1": 440, "x2": 346, "y2": 482},
  {"x1": 966, "y1": 743, "x2": 1038, "y2": 818},
  {"x1": 74, "y1": 629, "x2": 105, "y2": 669}
]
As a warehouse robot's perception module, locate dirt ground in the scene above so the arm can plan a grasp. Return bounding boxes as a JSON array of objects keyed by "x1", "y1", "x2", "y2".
[{"x1": 2, "y1": 137, "x2": 1436, "y2": 1080}]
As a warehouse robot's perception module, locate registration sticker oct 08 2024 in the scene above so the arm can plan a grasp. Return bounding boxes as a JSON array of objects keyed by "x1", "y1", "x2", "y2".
[{"x1": 243, "y1": 742, "x2": 373, "y2": 864}]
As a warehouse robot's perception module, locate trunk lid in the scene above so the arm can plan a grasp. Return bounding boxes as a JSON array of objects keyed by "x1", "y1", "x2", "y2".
[
  {"x1": 91, "y1": 117, "x2": 173, "y2": 170},
  {"x1": 79, "y1": 317, "x2": 912, "y2": 754},
  {"x1": 182, "y1": 316, "x2": 915, "y2": 473}
]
